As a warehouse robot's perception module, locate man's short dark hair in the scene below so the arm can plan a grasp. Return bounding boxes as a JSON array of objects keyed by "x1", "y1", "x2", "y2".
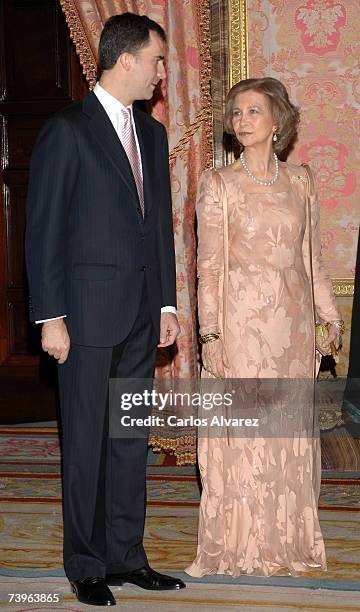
[{"x1": 98, "y1": 12, "x2": 166, "y2": 71}]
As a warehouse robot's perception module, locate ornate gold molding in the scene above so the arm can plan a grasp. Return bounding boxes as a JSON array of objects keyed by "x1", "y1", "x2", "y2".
[
  {"x1": 196, "y1": 0, "x2": 213, "y2": 169},
  {"x1": 332, "y1": 278, "x2": 355, "y2": 297},
  {"x1": 228, "y1": 0, "x2": 249, "y2": 88}
]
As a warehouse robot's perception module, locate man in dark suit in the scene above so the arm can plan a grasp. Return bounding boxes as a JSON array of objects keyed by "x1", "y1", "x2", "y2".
[
  {"x1": 26, "y1": 13, "x2": 184, "y2": 606},
  {"x1": 343, "y1": 227, "x2": 360, "y2": 436}
]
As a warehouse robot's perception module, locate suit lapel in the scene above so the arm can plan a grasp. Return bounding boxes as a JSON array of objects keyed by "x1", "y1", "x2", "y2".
[{"x1": 83, "y1": 93, "x2": 139, "y2": 204}]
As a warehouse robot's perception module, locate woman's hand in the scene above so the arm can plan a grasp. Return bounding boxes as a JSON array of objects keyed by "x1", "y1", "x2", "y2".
[
  {"x1": 323, "y1": 322, "x2": 342, "y2": 351},
  {"x1": 317, "y1": 323, "x2": 341, "y2": 353},
  {"x1": 326, "y1": 323, "x2": 342, "y2": 350},
  {"x1": 202, "y1": 337, "x2": 229, "y2": 378},
  {"x1": 316, "y1": 322, "x2": 343, "y2": 362}
]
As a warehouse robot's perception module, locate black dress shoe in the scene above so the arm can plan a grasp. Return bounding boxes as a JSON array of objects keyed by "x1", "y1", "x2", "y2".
[
  {"x1": 106, "y1": 566, "x2": 186, "y2": 590},
  {"x1": 70, "y1": 577, "x2": 116, "y2": 606}
]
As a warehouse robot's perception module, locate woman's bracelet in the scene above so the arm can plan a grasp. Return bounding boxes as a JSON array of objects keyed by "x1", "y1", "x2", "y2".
[{"x1": 199, "y1": 332, "x2": 220, "y2": 344}]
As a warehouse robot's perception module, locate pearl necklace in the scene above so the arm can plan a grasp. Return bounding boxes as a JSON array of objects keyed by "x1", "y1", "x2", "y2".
[{"x1": 240, "y1": 151, "x2": 279, "y2": 186}]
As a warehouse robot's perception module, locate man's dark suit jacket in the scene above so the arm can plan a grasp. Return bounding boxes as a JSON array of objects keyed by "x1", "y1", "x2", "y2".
[
  {"x1": 25, "y1": 92, "x2": 176, "y2": 347},
  {"x1": 343, "y1": 229, "x2": 360, "y2": 429}
]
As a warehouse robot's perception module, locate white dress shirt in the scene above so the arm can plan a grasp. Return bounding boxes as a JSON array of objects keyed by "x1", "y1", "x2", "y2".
[
  {"x1": 94, "y1": 82, "x2": 143, "y2": 175},
  {"x1": 36, "y1": 83, "x2": 176, "y2": 322}
]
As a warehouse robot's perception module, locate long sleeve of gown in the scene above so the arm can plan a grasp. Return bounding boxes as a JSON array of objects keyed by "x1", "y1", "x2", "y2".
[
  {"x1": 302, "y1": 168, "x2": 341, "y2": 323},
  {"x1": 196, "y1": 169, "x2": 225, "y2": 336}
]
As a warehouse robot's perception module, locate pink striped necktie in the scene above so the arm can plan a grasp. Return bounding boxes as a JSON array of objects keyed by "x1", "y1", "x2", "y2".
[{"x1": 120, "y1": 107, "x2": 144, "y2": 217}]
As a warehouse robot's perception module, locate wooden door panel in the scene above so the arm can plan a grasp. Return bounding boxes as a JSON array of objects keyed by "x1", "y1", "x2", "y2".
[
  {"x1": 8, "y1": 298, "x2": 30, "y2": 353},
  {"x1": 6, "y1": 114, "x2": 50, "y2": 168},
  {"x1": 0, "y1": 0, "x2": 88, "y2": 419},
  {"x1": 3, "y1": 174, "x2": 27, "y2": 289},
  {"x1": 4, "y1": 1, "x2": 70, "y2": 100}
]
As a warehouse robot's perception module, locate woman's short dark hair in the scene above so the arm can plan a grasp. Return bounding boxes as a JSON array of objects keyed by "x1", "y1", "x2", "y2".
[
  {"x1": 224, "y1": 77, "x2": 300, "y2": 154},
  {"x1": 99, "y1": 12, "x2": 166, "y2": 71}
]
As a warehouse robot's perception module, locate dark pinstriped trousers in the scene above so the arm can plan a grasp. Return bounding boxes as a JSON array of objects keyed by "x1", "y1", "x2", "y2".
[{"x1": 58, "y1": 281, "x2": 158, "y2": 580}]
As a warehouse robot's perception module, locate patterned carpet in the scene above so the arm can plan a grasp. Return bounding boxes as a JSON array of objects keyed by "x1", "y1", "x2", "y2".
[
  {"x1": 0, "y1": 426, "x2": 359, "y2": 611},
  {"x1": 317, "y1": 377, "x2": 360, "y2": 471}
]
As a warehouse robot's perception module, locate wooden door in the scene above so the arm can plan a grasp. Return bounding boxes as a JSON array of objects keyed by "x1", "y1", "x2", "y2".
[{"x1": 0, "y1": 0, "x2": 88, "y2": 421}]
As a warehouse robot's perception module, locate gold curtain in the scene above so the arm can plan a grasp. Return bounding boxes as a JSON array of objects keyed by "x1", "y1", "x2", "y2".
[{"x1": 60, "y1": 0, "x2": 213, "y2": 464}]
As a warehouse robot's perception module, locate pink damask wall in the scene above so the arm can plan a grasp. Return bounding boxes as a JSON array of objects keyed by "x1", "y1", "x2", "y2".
[{"x1": 247, "y1": 0, "x2": 359, "y2": 279}]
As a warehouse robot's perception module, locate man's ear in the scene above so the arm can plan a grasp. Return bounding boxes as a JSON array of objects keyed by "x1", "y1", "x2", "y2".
[{"x1": 117, "y1": 52, "x2": 135, "y2": 72}]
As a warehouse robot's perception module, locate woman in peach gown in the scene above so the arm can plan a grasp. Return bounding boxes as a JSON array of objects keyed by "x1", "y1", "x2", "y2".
[{"x1": 186, "y1": 78, "x2": 343, "y2": 577}]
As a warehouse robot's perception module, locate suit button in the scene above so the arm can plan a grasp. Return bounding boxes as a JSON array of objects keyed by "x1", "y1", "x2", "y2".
[
  {"x1": 141, "y1": 265, "x2": 146, "y2": 271},
  {"x1": 137, "y1": 207, "x2": 142, "y2": 214}
]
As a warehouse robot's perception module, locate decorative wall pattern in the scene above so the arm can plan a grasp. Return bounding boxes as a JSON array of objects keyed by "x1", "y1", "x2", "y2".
[{"x1": 247, "y1": 0, "x2": 359, "y2": 280}]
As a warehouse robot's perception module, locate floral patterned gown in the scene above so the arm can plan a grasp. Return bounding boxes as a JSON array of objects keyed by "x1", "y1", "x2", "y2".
[{"x1": 185, "y1": 161, "x2": 341, "y2": 577}]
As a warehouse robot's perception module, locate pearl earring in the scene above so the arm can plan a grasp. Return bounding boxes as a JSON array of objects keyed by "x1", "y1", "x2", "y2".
[{"x1": 273, "y1": 133, "x2": 278, "y2": 142}]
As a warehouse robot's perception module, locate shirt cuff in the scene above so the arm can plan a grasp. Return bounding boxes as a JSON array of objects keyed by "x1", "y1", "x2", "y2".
[
  {"x1": 36, "y1": 315, "x2": 67, "y2": 324},
  {"x1": 160, "y1": 306, "x2": 177, "y2": 315}
]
